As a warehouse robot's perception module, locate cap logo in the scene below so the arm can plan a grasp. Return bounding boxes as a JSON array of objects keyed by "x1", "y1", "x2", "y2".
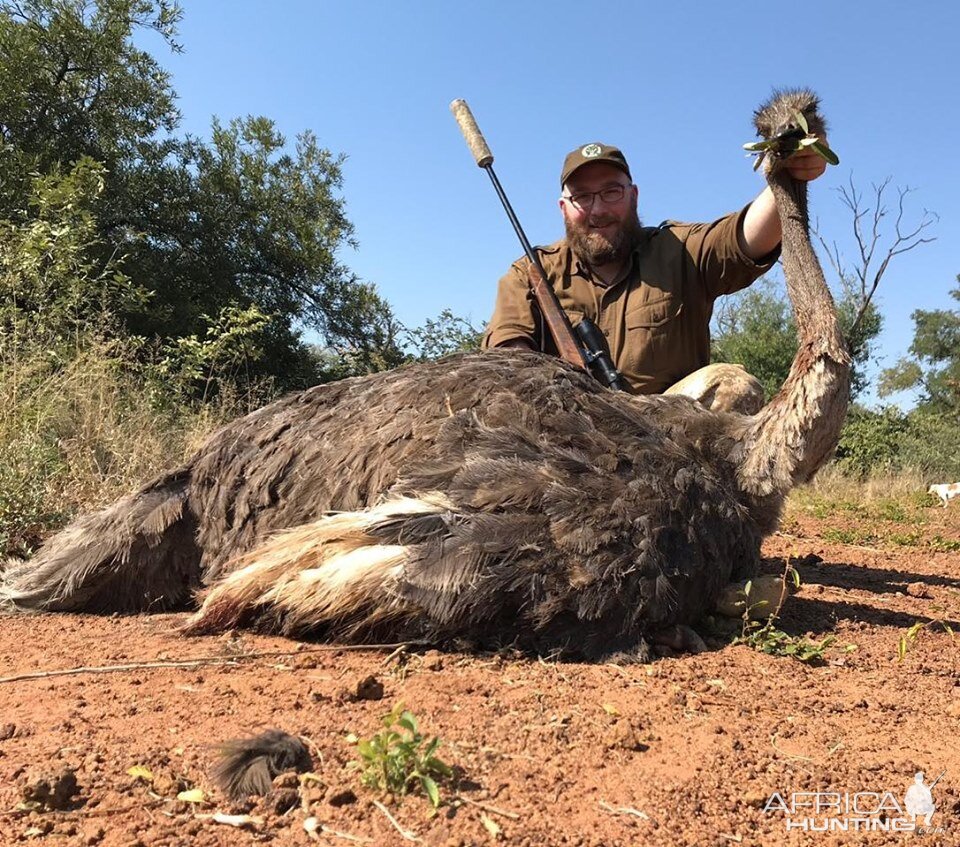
[{"x1": 581, "y1": 143, "x2": 602, "y2": 159}]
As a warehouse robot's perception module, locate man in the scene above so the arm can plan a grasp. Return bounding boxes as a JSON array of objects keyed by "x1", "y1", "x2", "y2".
[{"x1": 482, "y1": 142, "x2": 826, "y2": 412}]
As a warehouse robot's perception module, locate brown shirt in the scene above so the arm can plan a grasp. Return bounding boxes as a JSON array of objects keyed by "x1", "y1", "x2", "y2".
[{"x1": 482, "y1": 205, "x2": 779, "y2": 394}]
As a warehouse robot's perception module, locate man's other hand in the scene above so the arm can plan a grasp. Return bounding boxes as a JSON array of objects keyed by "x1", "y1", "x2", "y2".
[{"x1": 786, "y1": 142, "x2": 829, "y2": 182}]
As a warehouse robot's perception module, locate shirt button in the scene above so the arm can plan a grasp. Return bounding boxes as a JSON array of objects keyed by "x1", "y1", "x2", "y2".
[{"x1": 603, "y1": 330, "x2": 610, "y2": 337}]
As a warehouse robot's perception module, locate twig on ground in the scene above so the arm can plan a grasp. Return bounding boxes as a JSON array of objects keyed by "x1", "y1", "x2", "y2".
[
  {"x1": 0, "y1": 642, "x2": 422, "y2": 684},
  {"x1": 0, "y1": 799, "x2": 165, "y2": 818},
  {"x1": 770, "y1": 731, "x2": 814, "y2": 762},
  {"x1": 454, "y1": 795, "x2": 521, "y2": 820},
  {"x1": 380, "y1": 643, "x2": 409, "y2": 667},
  {"x1": 305, "y1": 817, "x2": 374, "y2": 843},
  {"x1": 372, "y1": 800, "x2": 420, "y2": 842},
  {"x1": 599, "y1": 800, "x2": 650, "y2": 821},
  {"x1": 321, "y1": 824, "x2": 374, "y2": 843}
]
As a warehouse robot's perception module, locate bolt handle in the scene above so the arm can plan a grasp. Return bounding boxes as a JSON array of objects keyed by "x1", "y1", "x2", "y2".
[{"x1": 450, "y1": 99, "x2": 494, "y2": 168}]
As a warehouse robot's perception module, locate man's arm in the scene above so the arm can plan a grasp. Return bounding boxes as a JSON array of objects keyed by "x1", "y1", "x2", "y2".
[
  {"x1": 739, "y1": 147, "x2": 828, "y2": 260},
  {"x1": 482, "y1": 259, "x2": 541, "y2": 350},
  {"x1": 497, "y1": 337, "x2": 536, "y2": 350}
]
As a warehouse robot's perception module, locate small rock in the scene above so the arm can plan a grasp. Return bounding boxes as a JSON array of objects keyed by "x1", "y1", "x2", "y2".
[
  {"x1": 300, "y1": 783, "x2": 325, "y2": 810},
  {"x1": 22, "y1": 769, "x2": 79, "y2": 811},
  {"x1": 82, "y1": 825, "x2": 105, "y2": 845},
  {"x1": 604, "y1": 719, "x2": 648, "y2": 752},
  {"x1": 421, "y1": 650, "x2": 444, "y2": 671},
  {"x1": 151, "y1": 771, "x2": 187, "y2": 797},
  {"x1": 267, "y1": 787, "x2": 300, "y2": 815},
  {"x1": 272, "y1": 772, "x2": 300, "y2": 790},
  {"x1": 906, "y1": 582, "x2": 930, "y2": 599},
  {"x1": 0, "y1": 724, "x2": 16, "y2": 740},
  {"x1": 355, "y1": 675, "x2": 384, "y2": 701}
]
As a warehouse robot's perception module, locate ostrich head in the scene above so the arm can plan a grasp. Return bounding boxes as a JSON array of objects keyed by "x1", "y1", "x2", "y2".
[{"x1": 746, "y1": 88, "x2": 837, "y2": 174}]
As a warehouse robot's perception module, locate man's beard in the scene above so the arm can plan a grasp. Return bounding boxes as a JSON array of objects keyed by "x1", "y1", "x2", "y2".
[{"x1": 565, "y1": 206, "x2": 643, "y2": 268}]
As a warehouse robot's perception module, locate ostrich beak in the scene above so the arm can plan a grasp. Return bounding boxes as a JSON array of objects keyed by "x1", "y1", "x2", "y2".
[{"x1": 767, "y1": 125, "x2": 807, "y2": 158}]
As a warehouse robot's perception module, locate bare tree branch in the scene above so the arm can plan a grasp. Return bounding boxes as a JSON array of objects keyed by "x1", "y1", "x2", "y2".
[{"x1": 811, "y1": 174, "x2": 938, "y2": 338}]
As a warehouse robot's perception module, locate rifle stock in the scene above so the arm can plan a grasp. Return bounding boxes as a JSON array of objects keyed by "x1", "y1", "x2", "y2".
[{"x1": 524, "y1": 264, "x2": 588, "y2": 369}]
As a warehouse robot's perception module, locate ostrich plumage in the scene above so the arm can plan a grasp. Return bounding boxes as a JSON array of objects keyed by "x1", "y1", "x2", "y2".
[{"x1": 0, "y1": 89, "x2": 850, "y2": 661}]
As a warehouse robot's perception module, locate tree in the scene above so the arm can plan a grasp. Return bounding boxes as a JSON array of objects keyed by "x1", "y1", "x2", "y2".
[
  {"x1": 712, "y1": 278, "x2": 881, "y2": 401},
  {"x1": 879, "y1": 277, "x2": 960, "y2": 419},
  {"x1": 0, "y1": 0, "x2": 398, "y2": 388},
  {"x1": 713, "y1": 177, "x2": 934, "y2": 401},
  {"x1": 711, "y1": 280, "x2": 797, "y2": 400}
]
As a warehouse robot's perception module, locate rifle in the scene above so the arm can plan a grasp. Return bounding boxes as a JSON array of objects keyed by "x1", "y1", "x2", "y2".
[{"x1": 450, "y1": 99, "x2": 628, "y2": 392}]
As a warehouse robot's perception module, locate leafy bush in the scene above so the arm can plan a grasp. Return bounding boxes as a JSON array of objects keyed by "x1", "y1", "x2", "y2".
[
  {"x1": 835, "y1": 405, "x2": 910, "y2": 476},
  {"x1": 835, "y1": 405, "x2": 960, "y2": 480}
]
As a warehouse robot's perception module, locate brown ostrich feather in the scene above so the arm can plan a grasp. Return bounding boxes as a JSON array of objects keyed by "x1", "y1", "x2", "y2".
[
  {"x1": 211, "y1": 730, "x2": 312, "y2": 801},
  {"x1": 0, "y1": 89, "x2": 848, "y2": 662}
]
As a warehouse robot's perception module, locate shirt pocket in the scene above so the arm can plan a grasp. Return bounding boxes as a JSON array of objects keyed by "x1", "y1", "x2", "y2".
[{"x1": 625, "y1": 294, "x2": 682, "y2": 331}]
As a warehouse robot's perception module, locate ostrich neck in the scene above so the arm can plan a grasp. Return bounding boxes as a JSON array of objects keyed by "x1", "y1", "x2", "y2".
[
  {"x1": 768, "y1": 173, "x2": 831, "y2": 337},
  {"x1": 737, "y1": 168, "x2": 851, "y2": 506}
]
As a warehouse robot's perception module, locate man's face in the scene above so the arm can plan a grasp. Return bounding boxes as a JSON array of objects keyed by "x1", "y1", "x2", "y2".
[{"x1": 559, "y1": 162, "x2": 641, "y2": 267}]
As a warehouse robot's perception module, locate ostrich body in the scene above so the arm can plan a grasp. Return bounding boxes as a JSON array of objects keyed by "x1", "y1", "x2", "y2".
[{"x1": 0, "y1": 90, "x2": 850, "y2": 661}]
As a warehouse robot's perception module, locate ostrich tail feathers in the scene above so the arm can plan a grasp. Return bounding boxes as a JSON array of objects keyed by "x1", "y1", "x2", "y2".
[
  {"x1": 0, "y1": 469, "x2": 199, "y2": 613},
  {"x1": 211, "y1": 730, "x2": 312, "y2": 801},
  {"x1": 182, "y1": 496, "x2": 453, "y2": 637}
]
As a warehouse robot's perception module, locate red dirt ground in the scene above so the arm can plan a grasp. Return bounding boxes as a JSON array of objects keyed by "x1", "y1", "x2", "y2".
[{"x1": 1, "y1": 508, "x2": 958, "y2": 847}]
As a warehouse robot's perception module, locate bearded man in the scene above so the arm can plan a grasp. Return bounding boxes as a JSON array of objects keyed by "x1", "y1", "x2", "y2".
[{"x1": 482, "y1": 142, "x2": 825, "y2": 412}]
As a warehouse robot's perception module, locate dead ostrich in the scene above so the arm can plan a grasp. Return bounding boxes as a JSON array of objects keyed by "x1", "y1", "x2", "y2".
[{"x1": 0, "y1": 90, "x2": 850, "y2": 661}]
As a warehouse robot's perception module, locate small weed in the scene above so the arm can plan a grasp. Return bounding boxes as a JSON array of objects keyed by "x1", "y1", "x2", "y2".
[
  {"x1": 897, "y1": 619, "x2": 956, "y2": 662},
  {"x1": 350, "y1": 704, "x2": 453, "y2": 808},
  {"x1": 821, "y1": 527, "x2": 877, "y2": 545},
  {"x1": 888, "y1": 530, "x2": 924, "y2": 547},
  {"x1": 929, "y1": 535, "x2": 960, "y2": 553},
  {"x1": 738, "y1": 625, "x2": 836, "y2": 662},
  {"x1": 869, "y1": 500, "x2": 909, "y2": 523},
  {"x1": 734, "y1": 562, "x2": 836, "y2": 664}
]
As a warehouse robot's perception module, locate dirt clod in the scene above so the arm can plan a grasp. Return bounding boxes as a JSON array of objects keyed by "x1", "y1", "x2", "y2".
[
  {"x1": 21, "y1": 769, "x2": 79, "y2": 811},
  {"x1": 355, "y1": 674, "x2": 384, "y2": 701}
]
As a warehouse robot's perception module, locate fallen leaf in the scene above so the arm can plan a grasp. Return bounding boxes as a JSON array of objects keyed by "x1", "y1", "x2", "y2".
[
  {"x1": 601, "y1": 703, "x2": 620, "y2": 716},
  {"x1": 480, "y1": 812, "x2": 502, "y2": 839},
  {"x1": 127, "y1": 765, "x2": 154, "y2": 782},
  {"x1": 177, "y1": 788, "x2": 205, "y2": 804}
]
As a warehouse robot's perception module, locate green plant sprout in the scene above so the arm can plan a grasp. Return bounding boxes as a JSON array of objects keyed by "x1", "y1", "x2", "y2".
[
  {"x1": 897, "y1": 619, "x2": 956, "y2": 662},
  {"x1": 735, "y1": 560, "x2": 837, "y2": 663},
  {"x1": 350, "y1": 703, "x2": 453, "y2": 808}
]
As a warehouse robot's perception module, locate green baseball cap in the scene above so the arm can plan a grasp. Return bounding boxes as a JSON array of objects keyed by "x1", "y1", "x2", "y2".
[{"x1": 560, "y1": 143, "x2": 631, "y2": 188}]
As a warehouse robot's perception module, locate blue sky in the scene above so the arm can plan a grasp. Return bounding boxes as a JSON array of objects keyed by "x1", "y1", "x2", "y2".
[{"x1": 152, "y1": 1, "x2": 958, "y2": 405}]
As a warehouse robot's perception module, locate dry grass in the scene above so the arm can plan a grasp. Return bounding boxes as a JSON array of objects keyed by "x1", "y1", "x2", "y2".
[
  {"x1": 784, "y1": 464, "x2": 958, "y2": 551},
  {"x1": 793, "y1": 463, "x2": 930, "y2": 504},
  {"x1": 0, "y1": 336, "x2": 243, "y2": 556}
]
